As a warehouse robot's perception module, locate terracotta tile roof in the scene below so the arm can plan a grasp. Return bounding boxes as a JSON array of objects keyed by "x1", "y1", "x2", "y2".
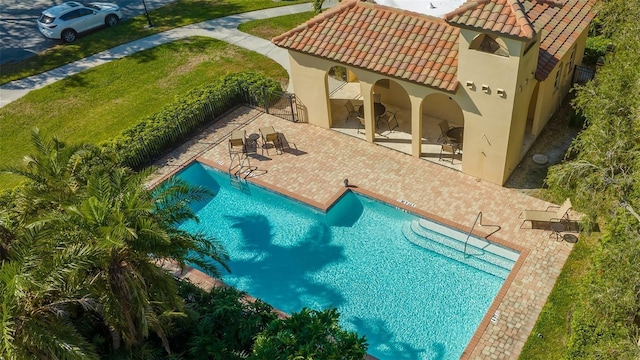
[
  {"x1": 272, "y1": 0, "x2": 460, "y2": 92},
  {"x1": 272, "y1": 0, "x2": 596, "y2": 90},
  {"x1": 444, "y1": 0, "x2": 596, "y2": 79},
  {"x1": 444, "y1": 0, "x2": 536, "y2": 39},
  {"x1": 524, "y1": 0, "x2": 597, "y2": 80}
]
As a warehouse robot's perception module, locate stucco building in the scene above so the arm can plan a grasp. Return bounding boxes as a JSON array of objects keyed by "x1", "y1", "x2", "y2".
[{"x1": 273, "y1": 0, "x2": 596, "y2": 185}]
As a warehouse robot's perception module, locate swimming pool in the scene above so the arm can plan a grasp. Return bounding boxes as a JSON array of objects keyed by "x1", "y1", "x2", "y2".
[{"x1": 176, "y1": 162, "x2": 518, "y2": 360}]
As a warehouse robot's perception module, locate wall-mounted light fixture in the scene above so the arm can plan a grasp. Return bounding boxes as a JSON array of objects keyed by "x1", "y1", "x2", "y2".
[
  {"x1": 497, "y1": 88, "x2": 506, "y2": 97},
  {"x1": 481, "y1": 84, "x2": 490, "y2": 93}
]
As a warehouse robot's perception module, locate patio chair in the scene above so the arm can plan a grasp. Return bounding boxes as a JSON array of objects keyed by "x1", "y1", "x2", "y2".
[
  {"x1": 378, "y1": 110, "x2": 399, "y2": 132},
  {"x1": 344, "y1": 101, "x2": 361, "y2": 123},
  {"x1": 260, "y1": 126, "x2": 282, "y2": 155},
  {"x1": 357, "y1": 116, "x2": 366, "y2": 134},
  {"x1": 520, "y1": 198, "x2": 572, "y2": 228},
  {"x1": 229, "y1": 130, "x2": 247, "y2": 156},
  {"x1": 439, "y1": 143, "x2": 459, "y2": 164},
  {"x1": 438, "y1": 120, "x2": 456, "y2": 143}
]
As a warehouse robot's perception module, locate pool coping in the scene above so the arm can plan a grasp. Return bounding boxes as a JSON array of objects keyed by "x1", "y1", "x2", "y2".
[
  {"x1": 147, "y1": 107, "x2": 577, "y2": 360},
  {"x1": 172, "y1": 157, "x2": 531, "y2": 360}
]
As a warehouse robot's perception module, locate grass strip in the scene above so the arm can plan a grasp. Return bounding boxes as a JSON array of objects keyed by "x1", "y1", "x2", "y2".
[
  {"x1": 1, "y1": 0, "x2": 307, "y2": 84},
  {"x1": 518, "y1": 231, "x2": 597, "y2": 359},
  {"x1": 237, "y1": 11, "x2": 315, "y2": 40},
  {"x1": 0, "y1": 37, "x2": 288, "y2": 189}
]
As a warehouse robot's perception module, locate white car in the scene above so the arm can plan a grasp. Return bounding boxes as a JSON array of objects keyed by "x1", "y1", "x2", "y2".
[{"x1": 38, "y1": 1, "x2": 123, "y2": 43}]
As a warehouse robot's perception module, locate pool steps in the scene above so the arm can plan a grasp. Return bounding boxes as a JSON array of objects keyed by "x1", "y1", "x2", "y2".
[{"x1": 402, "y1": 219, "x2": 519, "y2": 279}]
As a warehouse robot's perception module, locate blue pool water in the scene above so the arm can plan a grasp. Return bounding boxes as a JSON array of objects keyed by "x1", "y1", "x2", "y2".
[{"x1": 176, "y1": 162, "x2": 515, "y2": 360}]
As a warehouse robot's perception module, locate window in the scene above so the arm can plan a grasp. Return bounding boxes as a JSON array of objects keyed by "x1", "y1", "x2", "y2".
[
  {"x1": 567, "y1": 48, "x2": 575, "y2": 75},
  {"x1": 554, "y1": 63, "x2": 563, "y2": 90},
  {"x1": 469, "y1": 34, "x2": 509, "y2": 57},
  {"x1": 523, "y1": 39, "x2": 537, "y2": 56}
]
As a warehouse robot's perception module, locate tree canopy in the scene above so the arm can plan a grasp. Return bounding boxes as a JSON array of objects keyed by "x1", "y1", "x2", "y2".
[
  {"x1": 544, "y1": 0, "x2": 640, "y2": 358},
  {"x1": 0, "y1": 130, "x2": 367, "y2": 359}
]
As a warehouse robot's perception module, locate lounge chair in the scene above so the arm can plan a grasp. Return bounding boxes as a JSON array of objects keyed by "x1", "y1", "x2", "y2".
[
  {"x1": 260, "y1": 126, "x2": 282, "y2": 155},
  {"x1": 520, "y1": 198, "x2": 572, "y2": 228}
]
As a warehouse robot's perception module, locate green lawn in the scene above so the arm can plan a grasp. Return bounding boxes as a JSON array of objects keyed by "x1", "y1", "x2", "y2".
[
  {"x1": 518, "y1": 230, "x2": 597, "y2": 359},
  {"x1": 237, "y1": 11, "x2": 315, "y2": 40},
  {"x1": 0, "y1": 37, "x2": 288, "y2": 189},
  {"x1": 0, "y1": 0, "x2": 308, "y2": 84}
]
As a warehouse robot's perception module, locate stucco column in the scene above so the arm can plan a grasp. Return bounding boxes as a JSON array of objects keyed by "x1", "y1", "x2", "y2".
[
  {"x1": 411, "y1": 98, "x2": 423, "y2": 157},
  {"x1": 360, "y1": 83, "x2": 375, "y2": 142}
]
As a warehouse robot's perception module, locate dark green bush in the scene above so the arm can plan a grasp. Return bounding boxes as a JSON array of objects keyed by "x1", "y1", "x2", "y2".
[
  {"x1": 563, "y1": 216, "x2": 640, "y2": 359},
  {"x1": 583, "y1": 36, "x2": 610, "y2": 65},
  {"x1": 250, "y1": 307, "x2": 368, "y2": 359},
  {"x1": 103, "y1": 72, "x2": 281, "y2": 169},
  {"x1": 162, "y1": 282, "x2": 277, "y2": 360}
]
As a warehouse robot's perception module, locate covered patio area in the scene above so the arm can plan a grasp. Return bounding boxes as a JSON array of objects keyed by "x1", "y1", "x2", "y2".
[{"x1": 328, "y1": 79, "x2": 463, "y2": 170}]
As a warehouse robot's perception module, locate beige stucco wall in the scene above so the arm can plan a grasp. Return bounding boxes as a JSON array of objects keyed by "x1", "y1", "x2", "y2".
[
  {"x1": 285, "y1": 23, "x2": 590, "y2": 185},
  {"x1": 455, "y1": 30, "x2": 532, "y2": 184},
  {"x1": 529, "y1": 28, "x2": 590, "y2": 136}
]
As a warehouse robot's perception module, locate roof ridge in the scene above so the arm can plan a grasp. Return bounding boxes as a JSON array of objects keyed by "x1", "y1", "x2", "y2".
[
  {"x1": 444, "y1": 0, "x2": 536, "y2": 39},
  {"x1": 271, "y1": 0, "x2": 358, "y2": 43},
  {"x1": 532, "y1": 0, "x2": 565, "y2": 6},
  {"x1": 443, "y1": 0, "x2": 492, "y2": 20},
  {"x1": 507, "y1": 0, "x2": 536, "y2": 38}
]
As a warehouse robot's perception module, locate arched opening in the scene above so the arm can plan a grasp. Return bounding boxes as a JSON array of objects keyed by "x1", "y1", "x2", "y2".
[
  {"x1": 521, "y1": 82, "x2": 540, "y2": 153},
  {"x1": 469, "y1": 34, "x2": 510, "y2": 57},
  {"x1": 420, "y1": 94, "x2": 464, "y2": 167},
  {"x1": 369, "y1": 79, "x2": 411, "y2": 152},
  {"x1": 327, "y1": 66, "x2": 362, "y2": 132}
]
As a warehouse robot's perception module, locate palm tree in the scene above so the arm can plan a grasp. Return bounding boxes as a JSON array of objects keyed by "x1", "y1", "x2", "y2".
[
  {"x1": 0, "y1": 223, "x2": 101, "y2": 360},
  {"x1": 2, "y1": 131, "x2": 230, "y2": 355},
  {"x1": 63, "y1": 168, "x2": 229, "y2": 351},
  {"x1": 1, "y1": 128, "x2": 117, "y2": 225}
]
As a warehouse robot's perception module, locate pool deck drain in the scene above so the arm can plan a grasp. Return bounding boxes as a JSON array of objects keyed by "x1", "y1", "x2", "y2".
[{"x1": 148, "y1": 106, "x2": 578, "y2": 360}]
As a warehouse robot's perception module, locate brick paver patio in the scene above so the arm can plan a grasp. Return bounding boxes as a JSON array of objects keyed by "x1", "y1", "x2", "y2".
[{"x1": 149, "y1": 106, "x2": 576, "y2": 360}]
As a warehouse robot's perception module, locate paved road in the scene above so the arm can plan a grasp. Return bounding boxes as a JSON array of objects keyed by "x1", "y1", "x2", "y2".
[
  {"x1": 0, "y1": 0, "x2": 176, "y2": 65},
  {"x1": 0, "y1": 2, "x2": 334, "y2": 107}
]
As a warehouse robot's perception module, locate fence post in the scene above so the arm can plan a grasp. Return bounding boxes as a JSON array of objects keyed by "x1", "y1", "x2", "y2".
[
  {"x1": 139, "y1": 137, "x2": 151, "y2": 162},
  {"x1": 263, "y1": 86, "x2": 269, "y2": 114},
  {"x1": 288, "y1": 94, "x2": 296, "y2": 122}
]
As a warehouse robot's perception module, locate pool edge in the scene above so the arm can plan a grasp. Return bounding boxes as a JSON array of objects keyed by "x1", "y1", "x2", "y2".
[{"x1": 163, "y1": 159, "x2": 528, "y2": 359}]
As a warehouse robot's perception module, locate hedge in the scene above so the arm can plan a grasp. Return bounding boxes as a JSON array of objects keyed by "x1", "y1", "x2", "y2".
[{"x1": 104, "y1": 72, "x2": 282, "y2": 170}]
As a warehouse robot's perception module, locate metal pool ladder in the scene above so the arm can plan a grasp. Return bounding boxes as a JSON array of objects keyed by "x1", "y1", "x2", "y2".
[{"x1": 463, "y1": 212, "x2": 501, "y2": 257}]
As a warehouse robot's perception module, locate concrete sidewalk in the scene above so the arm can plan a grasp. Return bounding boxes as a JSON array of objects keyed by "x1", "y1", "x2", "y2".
[{"x1": 0, "y1": 2, "x2": 331, "y2": 108}]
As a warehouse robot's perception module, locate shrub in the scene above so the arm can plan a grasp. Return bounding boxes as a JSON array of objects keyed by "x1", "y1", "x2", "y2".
[
  {"x1": 583, "y1": 36, "x2": 610, "y2": 65},
  {"x1": 102, "y1": 72, "x2": 281, "y2": 169},
  {"x1": 250, "y1": 307, "x2": 368, "y2": 359}
]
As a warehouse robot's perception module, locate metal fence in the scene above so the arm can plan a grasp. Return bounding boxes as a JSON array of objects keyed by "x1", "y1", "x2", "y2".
[
  {"x1": 119, "y1": 82, "x2": 302, "y2": 170},
  {"x1": 573, "y1": 65, "x2": 596, "y2": 85},
  {"x1": 239, "y1": 85, "x2": 302, "y2": 123}
]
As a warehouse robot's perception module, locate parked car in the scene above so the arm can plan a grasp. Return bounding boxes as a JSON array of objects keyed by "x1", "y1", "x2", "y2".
[{"x1": 37, "y1": 1, "x2": 123, "y2": 43}]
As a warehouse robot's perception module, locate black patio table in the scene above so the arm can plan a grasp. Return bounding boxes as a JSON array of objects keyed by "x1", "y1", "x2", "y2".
[{"x1": 358, "y1": 102, "x2": 386, "y2": 119}]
